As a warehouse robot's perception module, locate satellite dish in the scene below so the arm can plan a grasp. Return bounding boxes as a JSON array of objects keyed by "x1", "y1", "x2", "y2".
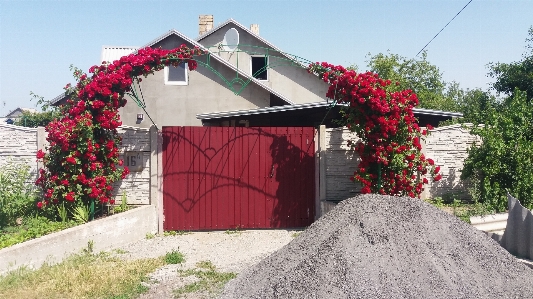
[{"x1": 222, "y1": 28, "x2": 239, "y2": 51}]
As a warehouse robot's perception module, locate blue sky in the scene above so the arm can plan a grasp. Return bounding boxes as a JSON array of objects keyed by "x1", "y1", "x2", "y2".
[{"x1": 1, "y1": 0, "x2": 532, "y2": 116}]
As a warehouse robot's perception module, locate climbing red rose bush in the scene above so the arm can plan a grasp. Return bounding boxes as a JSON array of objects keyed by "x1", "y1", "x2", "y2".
[
  {"x1": 36, "y1": 45, "x2": 204, "y2": 214},
  {"x1": 308, "y1": 62, "x2": 441, "y2": 198}
]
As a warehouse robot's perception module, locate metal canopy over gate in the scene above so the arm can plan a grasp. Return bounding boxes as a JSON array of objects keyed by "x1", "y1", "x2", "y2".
[{"x1": 162, "y1": 126, "x2": 315, "y2": 230}]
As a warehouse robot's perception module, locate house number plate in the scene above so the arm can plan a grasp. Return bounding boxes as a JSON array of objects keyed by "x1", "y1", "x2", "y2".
[{"x1": 124, "y1": 151, "x2": 143, "y2": 172}]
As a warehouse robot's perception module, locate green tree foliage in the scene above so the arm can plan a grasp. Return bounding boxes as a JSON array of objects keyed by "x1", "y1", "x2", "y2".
[
  {"x1": 488, "y1": 26, "x2": 533, "y2": 102},
  {"x1": 455, "y1": 88, "x2": 500, "y2": 125},
  {"x1": 461, "y1": 90, "x2": 533, "y2": 211},
  {"x1": 461, "y1": 27, "x2": 533, "y2": 211},
  {"x1": 14, "y1": 110, "x2": 61, "y2": 128},
  {"x1": 366, "y1": 51, "x2": 459, "y2": 111}
]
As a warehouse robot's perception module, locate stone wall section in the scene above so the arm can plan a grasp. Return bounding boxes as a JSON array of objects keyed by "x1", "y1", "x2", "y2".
[
  {"x1": 321, "y1": 124, "x2": 481, "y2": 203},
  {"x1": 423, "y1": 124, "x2": 481, "y2": 199},
  {"x1": 113, "y1": 126, "x2": 151, "y2": 205},
  {"x1": 0, "y1": 124, "x2": 46, "y2": 181},
  {"x1": 323, "y1": 127, "x2": 361, "y2": 202},
  {"x1": 0, "y1": 124, "x2": 152, "y2": 205}
]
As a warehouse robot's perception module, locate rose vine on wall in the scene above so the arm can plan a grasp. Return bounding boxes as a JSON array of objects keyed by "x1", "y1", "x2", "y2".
[
  {"x1": 308, "y1": 62, "x2": 441, "y2": 198},
  {"x1": 36, "y1": 45, "x2": 204, "y2": 217}
]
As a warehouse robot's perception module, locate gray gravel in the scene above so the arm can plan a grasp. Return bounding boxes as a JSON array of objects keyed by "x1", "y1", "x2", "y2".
[
  {"x1": 219, "y1": 194, "x2": 533, "y2": 299},
  {"x1": 115, "y1": 229, "x2": 298, "y2": 299}
]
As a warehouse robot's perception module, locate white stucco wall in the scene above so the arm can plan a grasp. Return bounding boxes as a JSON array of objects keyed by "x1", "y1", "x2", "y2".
[
  {"x1": 119, "y1": 34, "x2": 272, "y2": 128},
  {"x1": 197, "y1": 23, "x2": 329, "y2": 105}
]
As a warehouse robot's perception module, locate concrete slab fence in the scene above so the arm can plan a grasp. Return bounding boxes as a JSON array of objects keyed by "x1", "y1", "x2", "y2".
[{"x1": 316, "y1": 124, "x2": 482, "y2": 216}]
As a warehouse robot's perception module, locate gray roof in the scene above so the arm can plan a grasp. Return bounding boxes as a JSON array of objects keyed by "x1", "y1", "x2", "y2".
[
  {"x1": 196, "y1": 101, "x2": 463, "y2": 120},
  {"x1": 141, "y1": 29, "x2": 296, "y2": 105},
  {"x1": 53, "y1": 28, "x2": 296, "y2": 106},
  {"x1": 196, "y1": 19, "x2": 307, "y2": 68}
]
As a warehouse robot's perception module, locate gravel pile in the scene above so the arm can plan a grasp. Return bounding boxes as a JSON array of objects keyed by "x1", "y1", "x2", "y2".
[{"x1": 219, "y1": 194, "x2": 533, "y2": 299}]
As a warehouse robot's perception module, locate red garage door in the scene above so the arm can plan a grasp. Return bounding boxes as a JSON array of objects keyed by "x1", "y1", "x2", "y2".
[{"x1": 162, "y1": 127, "x2": 315, "y2": 230}]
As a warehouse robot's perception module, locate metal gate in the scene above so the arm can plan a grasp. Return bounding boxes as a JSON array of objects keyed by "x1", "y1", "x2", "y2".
[{"x1": 162, "y1": 127, "x2": 315, "y2": 230}]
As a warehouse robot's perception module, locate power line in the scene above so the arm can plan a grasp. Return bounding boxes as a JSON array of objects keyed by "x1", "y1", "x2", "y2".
[{"x1": 416, "y1": 0, "x2": 474, "y2": 57}]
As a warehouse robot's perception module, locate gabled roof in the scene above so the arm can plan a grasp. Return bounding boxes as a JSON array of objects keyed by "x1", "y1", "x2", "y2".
[
  {"x1": 196, "y1": 101, "x2": 463, "y2": 120},
  {"x1": 196, "y1": 19, "x2": 282, "y2": 52},
  {"x1": 141, "y1": 29, "x2": 295, "y2": 105},
  {"x1": 53, "y1": 28, "x2": 296, "y2": 106},
  {"x1": 3, "y1": 107, "x2": 37, "y2": 118},
  {"x1": 196, "y1": 19, "x2": 307, "y2": 68}
]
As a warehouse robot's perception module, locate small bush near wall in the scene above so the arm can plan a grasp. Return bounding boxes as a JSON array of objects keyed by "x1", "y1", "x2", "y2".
[{"x1": 0, "y1": 160, "x2": 37, "y2": 227}]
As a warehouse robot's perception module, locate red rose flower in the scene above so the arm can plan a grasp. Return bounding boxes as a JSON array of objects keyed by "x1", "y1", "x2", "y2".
[{"x1": 36, "y1": 149, "x2": 45, "y2": 159}]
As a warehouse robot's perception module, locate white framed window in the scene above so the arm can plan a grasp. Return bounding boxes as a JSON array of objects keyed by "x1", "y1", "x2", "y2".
[
  {"x1": 251, "y1": 56, "x2": 268, "y2": 80},
  {"x1": 164, "y1": 63, "x2": 188, "y2": 85}
]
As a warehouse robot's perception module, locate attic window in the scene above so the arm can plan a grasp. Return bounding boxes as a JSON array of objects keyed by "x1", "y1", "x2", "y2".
[
  {"x1": 251, "y1": 56, "x2": 268, "y2": 80},
  {"x1": 164, "y1": 64, "x2": 188, "y2": 85}
]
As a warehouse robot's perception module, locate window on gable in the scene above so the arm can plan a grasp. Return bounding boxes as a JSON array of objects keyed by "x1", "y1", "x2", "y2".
[
  {"x1": 251, "y1": 56, "x2": 268, "y2": 80},
  {"x1": 164, "y1": 63, "x2": 188, "y2": 85}
]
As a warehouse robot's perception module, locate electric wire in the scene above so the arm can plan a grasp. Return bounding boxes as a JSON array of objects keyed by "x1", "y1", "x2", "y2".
[{"x1": 415, "y1": 0, "x2": 474, "y2": 57}]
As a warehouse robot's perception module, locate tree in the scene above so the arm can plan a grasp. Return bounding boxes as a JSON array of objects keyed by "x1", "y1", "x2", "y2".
[
  {"x1": 461, "y1": 89, "x2": 533, "y2": 211},
  {"x1": 461, "y1": 27, "x2": 533, "y2": 210},
  {"x1": 488, "y1": 26, "x2": 533, "y2": 102},
  {"x1": 452, "y1": 88, "x2": 500, "y2": 125},
  {"x1": 366, "y1": 51, "x2": 459, "y2": 111}
]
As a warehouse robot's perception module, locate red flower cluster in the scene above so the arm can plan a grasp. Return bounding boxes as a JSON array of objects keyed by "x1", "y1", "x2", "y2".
[
  {"x1": 308, "y1": 62, "x2": 442, "y2": 198},
  {"x1": 36, "y1": 45, "x2": 203, "y2": 210}
]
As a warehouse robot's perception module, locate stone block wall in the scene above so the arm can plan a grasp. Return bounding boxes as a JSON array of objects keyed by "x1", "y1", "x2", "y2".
[
  {"x1": 423, "y1": 124, "x2": 481, "y2": 199},
  {"x1": 0, "y1": 124, "x2": 46, "y2": 181},
  {"x1": 112, "y1": 126, "x2": 152, "y2": 205},
  {"x1": 319, "y1": 124, "x2": 481, "y2": 203},
  {"x1": 321, "y1": 127, "x2": 361, "y2": 202},
  {"x1": 0, "y1": 124, "x2": 153, "y2": 205}
]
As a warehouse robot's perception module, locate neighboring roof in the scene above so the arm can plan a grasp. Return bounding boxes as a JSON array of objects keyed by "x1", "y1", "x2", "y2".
[
  {"x1": 196, "y1": 101, "x2": 463, "y2": 120},
  {"x1": 50, "y1": 92, "x2": 68, "y2": 105},
  {"x1": 101, "y1": 46, "x2": 138, "y2": 64},
  {"x1": 196, "y1": 19, "x2": 308, "y2": 67},
  {"x1": 4, "y1": 107, "x2": 37, "y2": 118}
]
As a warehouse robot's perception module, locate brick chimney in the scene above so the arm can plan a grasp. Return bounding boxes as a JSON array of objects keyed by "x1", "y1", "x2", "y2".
[
  {"x1": 199, "y1": 15, "x2": 214, "y2": 36},
  {"x1": 250, "y1": 24, "x2": 259, "y2": 35}
]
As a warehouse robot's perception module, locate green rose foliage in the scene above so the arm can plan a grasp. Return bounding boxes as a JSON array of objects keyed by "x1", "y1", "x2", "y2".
[{"x1": 461, "y1": 89, "x2": 533, "y2": 211}]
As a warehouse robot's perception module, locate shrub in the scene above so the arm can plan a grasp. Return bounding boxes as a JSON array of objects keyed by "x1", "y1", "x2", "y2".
[{"x1": 0, "y1": 160, "x2": 37, "y2": 227}]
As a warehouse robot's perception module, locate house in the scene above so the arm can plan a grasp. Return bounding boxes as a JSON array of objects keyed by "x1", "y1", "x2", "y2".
[
  {"x1": 52, "y1": 16, "x2": 330, "y2": 129},
  {"x1": 2, "y1": 107, "x2": 38, "y2": 124},
  {"x1": 51, "y1": 15, "x2": 461, "y2": 128}
]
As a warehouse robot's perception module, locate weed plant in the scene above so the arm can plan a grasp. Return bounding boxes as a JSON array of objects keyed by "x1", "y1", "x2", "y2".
[
  {"x1": 164, "y1": 249, "x2": 185, "y2": 264},
  {"x1": 174, "y1": 260, "x2": 236, "y2": 297}
]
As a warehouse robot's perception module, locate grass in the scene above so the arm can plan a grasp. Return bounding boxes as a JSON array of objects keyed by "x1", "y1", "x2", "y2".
[
  {"x1": 164, "y1": 249, "x2": 185, "y2": 264},
  {"x1": 174, "y1": 260, "x2": 236, "y2": 298},
  {"x1": 0, "y1": 216, "x2": 79, "y2": 250},
  {"x1": 291, "y1": 231, "x2": 302, "y2": 238},
  {"x1": 163, "y1": 230, "x2": 190, "y2": 236},
  {"x1": 0, "y1": 252, "x2": 165, "y2": 299},
  {"x1": 224, "y1": 226, "x2": 242, "y2": 235},
  {"x1": 426, "y1": 196, "x2": 496, "y2": 223}
]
